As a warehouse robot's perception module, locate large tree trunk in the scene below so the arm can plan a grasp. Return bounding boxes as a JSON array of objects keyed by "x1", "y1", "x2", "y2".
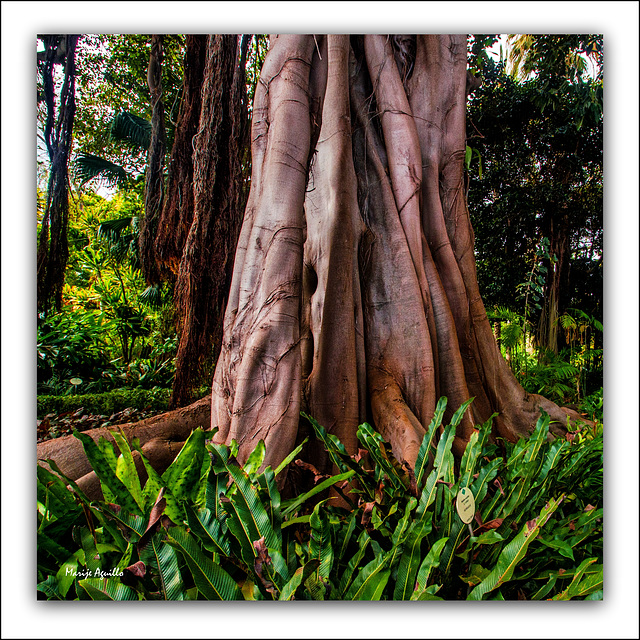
[
  {"x1": 39, "y1": 34, "x2": 582, "y2": 490},
  {"x1": 211, "y1": 34, "x2": 579, "y2": 474},
  {"x1": 37, "y1": 35, "x2": 79, "y2": 315},
  {"x1": 170, "y1": 34, "x2": 250, "y2": 408}
]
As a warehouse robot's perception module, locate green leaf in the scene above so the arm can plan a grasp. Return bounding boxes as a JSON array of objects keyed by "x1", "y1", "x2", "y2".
[
  {"x1": 166, "y1": 526, "x2": 243, "y2": 600},
  {"x1": 243, "y1": 440, "x2": 266, "y2": 477},
  {"x1": 279, "y1": 559, "x2": 320, "y2": 601},
  {"x1": 274, "y1": 437, "x2": 308, "y2": 476},
  {"x1": 393, "y1": 516, "x2": 433, "y2": 600},
  {"x1": 73, "y1": 431, "x2": 142, "y2": 515},
  {"x1": 345, "y1": 551, "x2": 392, "y2": 600},
  {"x1": 78, "y1": 577, "x2": 139, "y2": 601},
  {"x1": 412, "y1": 537, "x2": 447, "y2": 597},
  {"x1": 111, "y1": 430, "x2": 144, "y2": 512},
  {"x1": 281, "y1": 470, "x2": 355, "y2": 518},
  {"x1": 308, "y1": 501, "x2": 333, "y2": 581},
  {"x1": 418, "y1": 424, "x2": 456, "y2": 514},
  {"x1": 138, "y1": 530, "x2": 187, "y2": 600},
  {"x1": 467, "y1": 495, "x2": 563, "y2": 600},
  {"x1": 161, "y1": 428, "x2": 205, "y2": 505},
  {"x1": 415, "y1": 397, "x2": 447, "y2": 489}
]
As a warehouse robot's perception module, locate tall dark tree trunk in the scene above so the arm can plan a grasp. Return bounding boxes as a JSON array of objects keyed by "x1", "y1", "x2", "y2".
[
  {"x1": 154, "y1": 35, "x2": 208, "y2": 280},
  {"x1": 139, "y1": 34, "x2": 167, "y2": 285},
  {"x1": 37, "y1": 34, "x2": 79, "y2": 315},
  {"x1": 170, "y1": 35, "x2": 250, "y2": 408}
]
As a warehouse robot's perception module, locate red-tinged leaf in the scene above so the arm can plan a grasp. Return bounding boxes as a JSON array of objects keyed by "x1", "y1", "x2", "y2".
[
  {"x1": 584, "y1": 504, "x2": 595, "y2": 512},
  {"x1": 569, "y1": 521, "x2": 576, "y2": 531},
  {"x1": 525, "y1": 519, "x2": 537, "y2": 536},
  {"x1": 137, "y1": 489, "x2": 167, "y2": 552},
  {"x1": 125, "y1": 560, "x2": 146, "y2": 579},
  {"x1": 477, "y1": 518, "x2": 504, "y2": 533},
  {"x1": 294, "y1": 460, "x2": 328, "y2": 484},
  {"x1": 361, "y1": 502, "x2": 375, "y2": 532},
  {"x1": 493, "y1": 478, "x2": 505, "y2": 496},
  {"x1": 558, "y1": 568, "x2": 566, "y2": 575},
  {"x1": 253, "y1": 537, "x2": 276, "y2": 596}
]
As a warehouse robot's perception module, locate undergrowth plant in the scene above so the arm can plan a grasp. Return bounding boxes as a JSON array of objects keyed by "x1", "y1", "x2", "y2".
[{"x1": 37, "y1": 398, "x2": 602, "y2": 601}]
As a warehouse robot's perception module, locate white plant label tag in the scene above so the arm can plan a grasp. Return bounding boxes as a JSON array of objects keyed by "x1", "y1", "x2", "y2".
[{"x1": 456, "y1": 487, "x2": 475, "y2": 524}]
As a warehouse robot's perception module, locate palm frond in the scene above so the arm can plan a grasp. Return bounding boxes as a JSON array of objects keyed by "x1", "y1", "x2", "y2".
[
  {"x1": 110, "y1": 112, "x2": 152, "y2": 150},
  {"x1": 74, "y1": 152, "x2": 129, "y2": 188}
]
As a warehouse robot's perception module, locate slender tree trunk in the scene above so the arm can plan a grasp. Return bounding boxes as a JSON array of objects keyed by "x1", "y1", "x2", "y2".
[
  {"x1": 139, "y1": 34, "x2": 167, "y2": 284},
  {"x1": 37, "y1": 35, "x2": 79, "y2": 315}
]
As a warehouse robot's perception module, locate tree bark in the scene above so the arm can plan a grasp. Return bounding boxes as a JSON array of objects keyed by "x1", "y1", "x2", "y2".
[
  {"x1": 38, "y1": 34, "x2": 584, "y2": 490},
  {"x1": 37, "y1": 35, "x2": 79, "y2": 315},
  {"x1": 211, "y1": 34, "x2": 579, "y2": 473},
  {"x1": 139, "y1": 34, "x2": 167, "y2": 285},
  {"x1": 170, "y1": 35, "x2": 250, "y2": 408}
]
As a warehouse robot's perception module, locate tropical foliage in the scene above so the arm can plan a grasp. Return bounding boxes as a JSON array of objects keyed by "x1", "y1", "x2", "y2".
[{"x1": 37, "y1": 399, "x2": 602, "y2": 601}]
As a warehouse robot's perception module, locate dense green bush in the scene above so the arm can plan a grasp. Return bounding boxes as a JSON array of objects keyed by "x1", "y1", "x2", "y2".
[
  {"x1": 37, "y1": 398, "x2": 602, "y2": 601},
  {"x1": 37, "y1": 388, "x2": 171, "y2": 418}
]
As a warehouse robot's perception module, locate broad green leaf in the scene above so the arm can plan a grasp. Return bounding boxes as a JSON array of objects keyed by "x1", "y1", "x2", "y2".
[
  {"x1": 551, "y1": 558, "x2": 601, "y2": 600},
  {"x1": 467, "y1": 495, "x2": 563, "y2": 600},
  {"x1": 279, "y1": 559, "x2": 320, "y2": 600},
  {"x1": 243, "y1": 439, "x2": 266, "y2": 477},
  {"x1": 139, "y1": 530, "x2": 187, "y2": 600},
  {"x1": 167, "y1": 526, "x2": 243, "y2": 600},
  {"x1": 309, "y1": 501, "x2": 333, "y2": 581},
  {"x1": 345, "y1": 550, "x2": 393, "y2": 600},
  {"x1": 36, "y1": 575, "x2": 61, "y2": 600},
  {"x1": 73, "y1": 431, "x2": 141, "y2": 515},
  {"x1": 224, "y1": 461, "x2": 280, "y2": 551},
  {"x1": 112, "y1": 430, "x2": 144, "y2": 511},
  {"x1": 415, "y1": 396, "x2": 447, "y2": 489},
  {"x1": 417, "y1": 424, "x2": 456, "y2": 515},
  {"x1": 161, "y1": 428, "x2": 205, "y2": 504},
  {"x1": 412, "y1": 537, "x2": 447, "y2": 596},
  {"x1": 393, "y1": 516, "x2": 433, "y2": 600},
  {"x1": 78, "y1": 577, "x2": 139, "y2": 601}
]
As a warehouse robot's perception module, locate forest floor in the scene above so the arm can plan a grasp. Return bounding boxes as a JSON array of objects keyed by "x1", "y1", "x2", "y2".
[{"x1": 37, "y1": 406, "x2": 165, "y2": 444}]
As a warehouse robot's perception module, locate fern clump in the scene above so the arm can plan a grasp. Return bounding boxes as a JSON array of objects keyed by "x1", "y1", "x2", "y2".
[{"x1": 37, "y1": 398, "x2": 602, "y2": 600}]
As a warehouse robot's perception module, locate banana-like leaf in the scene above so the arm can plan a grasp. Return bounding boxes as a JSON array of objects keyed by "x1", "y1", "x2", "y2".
[
  {"x1": 344, "y1": 549, "x2": 393, "y2": 600},
  {"x1": 110, "y1": 111, "x2": 152, "y2": 149},
  {"x1": 183, "y1": 503, "x2": 231, "y2": 556},
  {"x1": 393, "y1": 516, "x2": 433, "y2": 600},
  {"x1": 302, "y1": 413, "x2": 376, "y2": 497},
  {"x1": 243, "y1": 439, "x2": 266, "y2": 478},
  {"x1": 224, "y1": 461, "x2": 281, "y2": 551},
  {"x1": 258, "y1": 466, "x2": 283, "y2": 533},
  {"x1": 438, "y1": 518, "x2": 466, "y2": 575},
  {"x1": 338, "y1": 530, "x2": 371, "y2": 596},
  {"x1": 167, "y1": 526, "x2": 243, "y2": 600},
  {"x1": 281, "y1": 470, "x2": 355, "y2": 518},
  {"x1": 98, "y1": 502, "x2": 147, "y2": 542},
  {"x1": 417, "y1": 424, "x2": 456, "y2": 515},
  {"x1": 279, "y1": 559, "x2": 320, "y2": 600},
  {"x1": 413, "y1": 583, "x2": 443, "y2": 600},
  {"x1": 551, "y1": 558, "x2": 601, "y2": 600},
  {"x1": 73, "y1": 431, "x2": 142, "y2": 516},
  {"x1": 309, "y1": 501, "x2": 334, "y2": 581},
  {"x1": 37, "y1": 465, "x2": 81, "y2": 520},
  {"x1": 357, "y1": 422, "x2": 406, "y2": 493},
  {"x1": 412, "y1": 537, "x2": 447, "y2": 596},
  {"x1": 414, "y1": 396, "x2": 448, "y2": 489},
  {"x1": 467, "y1": 495, "x2": 563, "y2": 600},
  {"x1": 161, "y1": 428, "x2": 205, "y2": 505},
  {"x1": 139, "y1": 530, "x2": 187, "y2": 600},
  {"x1": 78, "y1": 577, "x2": 139, "y2": 601},
  {"x1": 36, "y1": 575, "x2": 61, "y2": 600},
  {"x1": 112, "y1": 430, "x2": 144, "y2": 512}
]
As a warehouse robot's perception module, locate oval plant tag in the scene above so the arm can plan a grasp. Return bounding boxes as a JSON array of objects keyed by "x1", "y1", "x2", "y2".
[{"x1": 456, "y1": 487, "x2": 475, "y2": 524}]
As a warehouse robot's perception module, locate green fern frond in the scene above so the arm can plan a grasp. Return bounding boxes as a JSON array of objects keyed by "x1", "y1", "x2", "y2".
[
  {"x1": 110, "y1": 112, "x2": 152, "y2": 150},
  {"x1": 74, "y1": 152, "x2": 129, "y2": 188}
]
